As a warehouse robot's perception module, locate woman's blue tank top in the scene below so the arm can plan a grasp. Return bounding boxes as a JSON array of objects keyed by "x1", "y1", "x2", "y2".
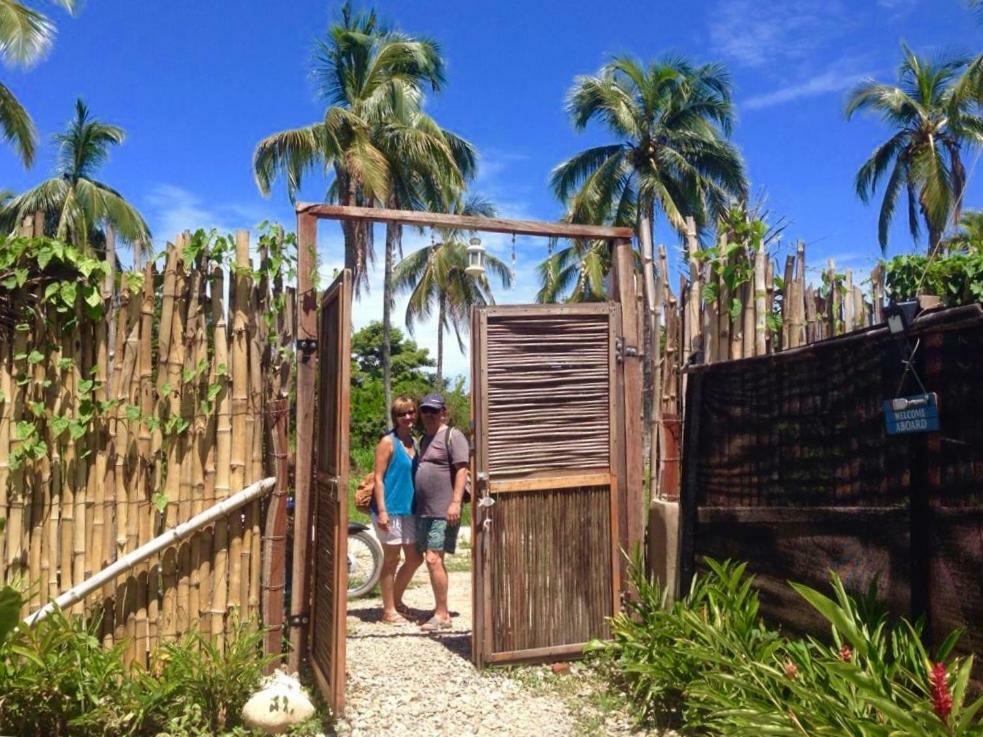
[{"x1": 372, "y1": 430, "x2": 415, "y2": 516}]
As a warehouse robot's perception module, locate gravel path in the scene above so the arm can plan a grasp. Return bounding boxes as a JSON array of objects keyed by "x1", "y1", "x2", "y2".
[{"x1": 330, "y1": 549, "x2": 654, "y2": 737}]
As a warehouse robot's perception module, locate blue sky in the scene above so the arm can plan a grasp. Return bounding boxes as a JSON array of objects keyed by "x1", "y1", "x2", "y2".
[{"x1": 4, "y1": 0, "x2": 980, "y2": 378}]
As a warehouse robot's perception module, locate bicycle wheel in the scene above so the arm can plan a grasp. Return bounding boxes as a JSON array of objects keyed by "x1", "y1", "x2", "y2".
[{"x1": 347, "y1": 530, "x2": 383, "y2": 598}]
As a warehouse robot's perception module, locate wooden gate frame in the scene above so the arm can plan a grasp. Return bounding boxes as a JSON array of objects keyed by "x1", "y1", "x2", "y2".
[{"x1": 289, "y1": 203, "x2": 643, "y2": 698}]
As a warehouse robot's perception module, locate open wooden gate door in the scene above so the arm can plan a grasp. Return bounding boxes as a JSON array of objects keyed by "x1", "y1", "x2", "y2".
[
  {"x1": 309, "y1": 270, "x2": 352, "y2": 713},
  {"x1": 471, "y1": 303, "x2": 622, "y2": 667}
]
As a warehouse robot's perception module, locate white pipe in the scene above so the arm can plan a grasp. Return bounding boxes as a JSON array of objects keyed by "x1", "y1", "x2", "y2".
[{"x1": 24, "y1": 476, "x2": 277, "y2": 626}]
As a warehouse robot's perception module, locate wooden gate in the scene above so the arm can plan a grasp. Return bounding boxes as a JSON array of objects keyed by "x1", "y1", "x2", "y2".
[
  {"x1": 309, "y1": 270, "x2": 352, "y2": 713},
  {"x1": 471, "y1": 304, "x2": 622, "y2": 666}
]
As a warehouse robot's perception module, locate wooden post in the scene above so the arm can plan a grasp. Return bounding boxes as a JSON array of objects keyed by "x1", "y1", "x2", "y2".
[
  {"x1": 683, "y1": 218, "x2": 701, "y2": 365},
  {"x1": 611, "y1": 238, "x2": 645, "y2": 567},
  {"x1": 290, "y1": 212, "x2": 318, "y2": 671},
  {"x1": 781, "y1": 255, "x2": 794, "y2": 350},
  {"x1": 717, "y1": 237, "x2": 731, "y2": 360},
  {"x1": 872, "y1": 263, "x2": 885, "y2": 324}
]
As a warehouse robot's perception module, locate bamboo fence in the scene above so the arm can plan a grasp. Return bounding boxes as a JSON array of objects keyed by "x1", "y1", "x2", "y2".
[
  {"x1": 0, "y1": 220, "x2": 296, "y2": 664},
  {"x1": 655, "y1": 221, "x2": 886, "y2": 501}
]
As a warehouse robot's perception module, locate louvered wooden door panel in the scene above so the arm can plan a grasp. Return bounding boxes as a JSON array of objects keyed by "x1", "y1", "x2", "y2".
[
  {"x1": 309, "y1": 270, "x2": 351, "y2": 714},
  {"x1": 471, "y1": 304, "x2": 621, "y2": 666}
]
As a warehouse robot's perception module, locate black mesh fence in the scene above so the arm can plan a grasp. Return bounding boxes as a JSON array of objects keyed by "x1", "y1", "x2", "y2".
[{"x1": 680, "y1": 305, "x2": 983, "y2": 655}]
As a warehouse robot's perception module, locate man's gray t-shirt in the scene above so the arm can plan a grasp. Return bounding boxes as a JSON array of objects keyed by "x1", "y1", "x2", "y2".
[{"x1": 415, "y1": 426, "x2": 469, "y2": 518}]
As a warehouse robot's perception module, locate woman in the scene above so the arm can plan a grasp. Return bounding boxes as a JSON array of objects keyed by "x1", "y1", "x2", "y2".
[{"x1": 371, "y1": 395, "x2": 424, "y2": 623}]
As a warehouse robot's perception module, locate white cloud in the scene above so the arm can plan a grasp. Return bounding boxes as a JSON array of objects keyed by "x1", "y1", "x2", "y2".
[
  {"x1": 744, "y1": 67, "x2": 870, "y2": 110},
  {"x1": 144, "y1": 184, "x2": 280, "y2": 251},
  {"x1": 708, "y1": 0, "x2": 851, "y2": 69}
]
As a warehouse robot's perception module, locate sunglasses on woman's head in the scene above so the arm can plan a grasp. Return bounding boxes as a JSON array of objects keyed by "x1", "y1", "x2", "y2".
[{"x1": 396, "y1": 410, "x2": 416, "y2": 418}]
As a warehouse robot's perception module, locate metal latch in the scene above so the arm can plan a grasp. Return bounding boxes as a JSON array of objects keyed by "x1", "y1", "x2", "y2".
[{"x1": 287, "y1": 612, "x2": 310, "y2": 627}]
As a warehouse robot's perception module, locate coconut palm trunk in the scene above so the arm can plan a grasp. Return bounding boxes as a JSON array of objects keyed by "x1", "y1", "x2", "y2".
[
  {"x1": 382, "y1": 218, "x2": 401, "y2": 419},
  {"x1": 436, "y1": 293, "x2": 446, "y2": 390}
]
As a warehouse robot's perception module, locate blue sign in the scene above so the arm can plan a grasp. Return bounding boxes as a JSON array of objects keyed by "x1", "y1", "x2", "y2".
[{"x1": 884, "y1": 393, "x2": 939, "y2": 435}]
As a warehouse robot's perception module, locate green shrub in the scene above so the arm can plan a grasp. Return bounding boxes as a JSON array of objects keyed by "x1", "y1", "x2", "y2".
[
  {"x1": 885, "y1": 251, "x2": 983, "y2": 306},
  {"x1": 594, "y1": 557, "x2": 983, "y2": 736},
  {"x1": 141, "y1": 613, "x2": 273, "y2": 735},
  {"x1": 0, "y1": 609, "x2": 139, "y2": 736},
  {"x1": 0, "y1": 608, "x2": 279, "y2": 737}
]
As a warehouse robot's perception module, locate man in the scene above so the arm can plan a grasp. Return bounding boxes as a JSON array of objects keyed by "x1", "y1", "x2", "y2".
[{"x1": 414, "y1": 392, "x2": 469, "y2": 631}]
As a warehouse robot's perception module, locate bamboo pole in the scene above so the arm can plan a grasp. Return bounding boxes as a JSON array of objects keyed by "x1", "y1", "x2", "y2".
[
  {"x1": 741, "y1": 281, "x2": 754, "y2": 358},
  {"x1": 765, "y1": 258, "x2": 775, "y2": 354},
  {"x1": 781, "y1": 255, "x2": 794, "y2": 350},
  {"x1": 805, "y1": 287, "x2": 818, "y2": 343},
  {"x1": 717, "y1": 237, "x2": 731, "y2": 361},
  {"x1": 790, "y1": 243, "x2": 806, "y2": 348},
  {"x1": 828, "y1": 259, "x2": 840, "y2": 337},
  {"x1": 262, "y1": 399, "x2": 289, "y2": 670},
  {"x1": 192, "y1": 263, "x2": 211, "y2": 632},
  {"x1": 176, "y1": 251, "x2": 203, "y2": 639},
  {"x1": 5, "y1": 325, "x2": 26, "y2": 587},
  {"x1": 0, "y1": 333, "x2": 10, "y2": 581},
  {"x1": 872, "y1": 263, "x2": 885, "y2": 324},
  {"x1": 248, "y1": 248, "x2": 267, "y2": 618},
  {"x1": 162, "y1": 235, "x2": 189, "y2": 641},
  {"x1": 683, "y1": 218, "x2": 701, "y2": 365},
  {"x1": 136, "y1": 263, "x2": 155, "y2": 661},
  {"x1": 37, "y1": 330, "x2": 54, "y2": 598},
  {"x1": 230, "y1": 230, "x2": 250, "y2": 625},
  {"x1": 844, "y1": 270, "x2": 855, "y2": 332},
  {"x1": 754, "y1": 245, "x2": 767, "y2": 356},
  {"x1": 704, "y1": 262, "x2": 719, "y2": 364},
  {"x1": 70, "y1": 320, "x2": 88, "y2": 606},
  {"x1": 211, "y1": 263, "x2": 232, "y2": 646}
]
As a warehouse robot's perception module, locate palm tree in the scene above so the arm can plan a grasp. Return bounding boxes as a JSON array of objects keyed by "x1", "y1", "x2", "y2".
[
  {"x1": 252, "y1": 2, "x2": 456, "y2": 292},
  {"x1": 0, "y1": 0, "x2": 76, "y2": 166},
  {"x1": 846, "y1": 45, "x2": 983, "y2": 255},
  {"x1": 552, "y1": 56, "x2": 745, "y2": 460},
  {"x1": 536, "y1": 238, "x2": 611, "y2": 303},
  {"x1": 940, "y1": 209, "x2": 983, "y2": 253},
  {"x1": 374, "y1": 87, "x2": 476, "y2": 414},
  {"x1": 393, "y1": 196, "x2": 513, "y2": 387},
  {"x1": 552, "y1": 55, "x2": 746, "y2": 343},
  {"x1": 1, "y1": 98, "x2": 150, "y2": 250}
]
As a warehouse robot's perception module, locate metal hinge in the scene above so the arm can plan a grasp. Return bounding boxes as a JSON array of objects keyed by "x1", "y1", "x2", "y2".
[
  {"x1": 615, "y1": 336, "x2": 642, "y2": 363},
  {"x1": 296, "y1": 338, "x2": 317, "y2": 355},
  {"x1": 287, "y1": 612, "x2": 310, "y2": 627}
]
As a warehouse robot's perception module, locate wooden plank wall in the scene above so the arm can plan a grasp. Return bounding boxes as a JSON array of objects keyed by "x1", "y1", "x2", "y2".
[{"x1": 0, "y1": 224, "x2": 296, "y2": 663}]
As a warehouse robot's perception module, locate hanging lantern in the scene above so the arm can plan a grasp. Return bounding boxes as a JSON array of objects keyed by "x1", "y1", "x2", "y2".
[{"x1": 466, "y1": 236, "x2": 485, "y2": 276}]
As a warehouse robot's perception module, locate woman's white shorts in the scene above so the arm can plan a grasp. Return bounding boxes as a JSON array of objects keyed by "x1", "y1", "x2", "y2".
[{"x1": 371, "y1": 513, "x2": 417, "y2": 546}]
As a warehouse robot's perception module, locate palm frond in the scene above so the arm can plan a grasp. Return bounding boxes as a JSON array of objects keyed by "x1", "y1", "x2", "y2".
[
  {"x1": 0, "y1": 79, "x2": 35, "y2": 165},
  {"x1": 0, "y1": 0, "x2": 55, "y2": 67}
]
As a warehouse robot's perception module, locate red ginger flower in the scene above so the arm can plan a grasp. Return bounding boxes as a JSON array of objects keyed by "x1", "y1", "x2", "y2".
[
  {"x1": 839, "y1": 644, "x2": 853, "y2": 662},
  {"x1": 929, "y1": 662, "x2": 952, "y2": 724}
]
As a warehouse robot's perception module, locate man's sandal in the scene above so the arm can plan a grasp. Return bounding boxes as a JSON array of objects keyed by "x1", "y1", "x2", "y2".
[{"x1": 419, "y1": 615, "x2": 452, "y2": 632}]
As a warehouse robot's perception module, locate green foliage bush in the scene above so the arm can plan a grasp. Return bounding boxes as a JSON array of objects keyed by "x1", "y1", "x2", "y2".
[
  {"x1": 593, "y1": 557, "x2": 983, "y2": 735},
  {"x1": 0, "y1": 609, "x2": 288, "y2": 737}
]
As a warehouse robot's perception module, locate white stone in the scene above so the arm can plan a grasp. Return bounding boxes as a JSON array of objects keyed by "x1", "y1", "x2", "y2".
[{"x1": 241, "y1": 669, "x2": 316, "y2": 734}]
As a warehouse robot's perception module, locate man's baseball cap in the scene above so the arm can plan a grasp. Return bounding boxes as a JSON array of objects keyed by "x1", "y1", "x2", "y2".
[{"x1": 420, "y1": 393, "x2": 446, "y2": 410}]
